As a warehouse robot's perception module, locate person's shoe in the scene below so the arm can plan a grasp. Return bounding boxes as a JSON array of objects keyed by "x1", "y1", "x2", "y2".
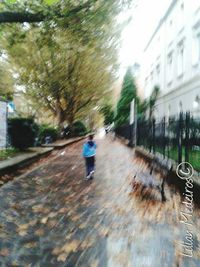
[
  {"x1": 84, "y1": 175, "x2": 90, "y2": 180},
  {"x1": 89, "y1": 171, "x2": 94, "y2": 179}
]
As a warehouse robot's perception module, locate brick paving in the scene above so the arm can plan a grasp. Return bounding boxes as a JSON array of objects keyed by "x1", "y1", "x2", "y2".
[{"x1": 0, "y1": 137, "x2": 199, "y2": 267}]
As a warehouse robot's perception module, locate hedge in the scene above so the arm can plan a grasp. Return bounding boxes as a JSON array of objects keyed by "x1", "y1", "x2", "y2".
[{"x1": 8, "y1": 117, "x2": 38, "y2": 149}]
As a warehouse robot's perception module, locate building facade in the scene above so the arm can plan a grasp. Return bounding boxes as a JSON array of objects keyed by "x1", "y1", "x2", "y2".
[{"x1": 141, "y1": 0, "x2": 200, "y2": 119}]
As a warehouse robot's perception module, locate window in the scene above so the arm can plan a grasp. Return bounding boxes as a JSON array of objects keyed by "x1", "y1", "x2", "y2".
[
  {"x1": 145, "y1": 76, "x2": 148, "y2": 87},
  {"x1": 178, "y1": 101, "x2": 183, "y2": 113},
  {"x1": 167, "y1": 104, "x2": 171, "y2": 120},
  {"x1": 156, "y1": 64, "x2": 160, "y2": 84},
  {"x1": 177, "y1": 2, "x2": 184, "y2": 31},
  {"x1": 167, "y1": 51, "x2": 173, "y2": 83},
  {"x1": 197, "y1": 34, "x2": 200, "y2": 60},
  {"x1": 193, "y1": 95, "x2": 200, "y2": 109},
  {"x1": 181, "y1": 2, "x2": 184, "y2": 11},
  {"x1": 150, "y1": 71, "x2": 154, "y2": 86},
  {"x1": 192, "y1": 33, "x2": 200, "y2": 65},
  {"x1": 177, "y1": 41, "x2": 185, "y2": 77},
  {"x1": 168, "y1": 19, "x2": 173, "y2": 40}
]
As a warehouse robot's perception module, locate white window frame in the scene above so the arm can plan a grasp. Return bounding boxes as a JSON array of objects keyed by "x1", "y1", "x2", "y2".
[
  {"x1": 150, "y1": 70, "x2": 154, "y2": 87},
  {"x1": 155, "y1": 63, "x2": 160, "y2": 85},
  {"x1": 192, "y1": 30, "x2": 200, "y2": 66},
  {"x1": 177, "y1": 40, "x2": 185, "y2": 77},
  {"x1": 167, "y1": 51, "x2": 173, "y2": 83},
  {"x1": 177, "y1": 1, "x2": 184, "y2": 32}
]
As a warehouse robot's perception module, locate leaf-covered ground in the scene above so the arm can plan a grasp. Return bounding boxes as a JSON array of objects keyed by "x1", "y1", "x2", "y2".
[{"x1": 0, "y1": 137, "x2": 199, "y2": 266}]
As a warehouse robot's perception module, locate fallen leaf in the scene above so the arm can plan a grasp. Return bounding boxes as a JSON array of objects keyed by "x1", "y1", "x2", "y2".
[
  {"x1": 71, "y1": 214, "x2": 80, "y2": 222},
  {"x1": 32, "y1": 205, "x2": 43, "y2": 212},
  {"x1": 79, "y1": 222, "x2": 87, "y2": 229},
  {"x1": 90, "y1": 259, "x2": 99, "y2": 267},
  {"x1": 11, "y1": 261, "x2": 20, "y2": 267},
  {"x1": 47, "y1": 219, "x2": 57, "y2": 228},
  {"x1": 0, "y1": 248, "x2": 9, "y2": 257},
  {"x1": 32, "y1": 205, "x2": 50, "y2": 214},
  {"x1": 17, "y1": 223, "x2": 29, "y2": 231},
  {"x1": 65, "y1": 233, "x2": 73, "y2": 240},
  {"x1": 80, "y1": 238, "x2": 94, "y2": 249},
  {"x1": 52, "y1": 247, "x2": 62, "y2": 256},
  {"x1": 35, "y1": 229, "x2": 45, "y2": 236},
  {"x1": 99, "y1": 227, "x2": 109, "y2": 237},
  {"x1": 58, "y1": 207, "x2": 69, "y2": 214},
  {"x1": 49, "y1": 212, "x2": 57, "y2": 218},
  {"x1": 57, "y1": 253, "x2": 68, "y2": 262},
  {"x1": 24, "y1": 242, "x2": 38, "y2": 249},
  {"x1": 29, "y1": 220, "x2": 38, "y2": 226},
  {"x1": 18, "y1": 230, "x2": 27, "y2": 237},
  {"x1": 62, "y1": 240, "x2": 80, "y2": 253},
  {"x1": 41, "y1": 217, "x2": 48, "y2": 224}
]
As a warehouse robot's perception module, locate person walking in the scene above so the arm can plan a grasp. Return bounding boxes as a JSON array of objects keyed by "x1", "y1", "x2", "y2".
[{"x1": 82, "y1": 134, "x2": 97, "y2": 180}]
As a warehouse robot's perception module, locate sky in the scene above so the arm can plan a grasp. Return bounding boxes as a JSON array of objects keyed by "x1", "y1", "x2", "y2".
[{"x1": 119, "y1": 0, "x2": 172, "y2": 71}]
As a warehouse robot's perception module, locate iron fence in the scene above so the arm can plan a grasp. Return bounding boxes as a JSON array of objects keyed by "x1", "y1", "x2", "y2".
[
  {"x1": 115, "y1": 124, "x2": 131, "y2": 142},
  {"x1": 115, "y1": 112, "x2": 200, "y2": 172}
]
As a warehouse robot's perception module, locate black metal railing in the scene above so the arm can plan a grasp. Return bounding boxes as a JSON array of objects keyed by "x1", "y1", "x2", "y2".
[
  {"x1": 115, "y1": 112, "x2": 200, "y2": 172},
  {"x1": 115, "y1": 124, "x2": 131, "y2": 142}
]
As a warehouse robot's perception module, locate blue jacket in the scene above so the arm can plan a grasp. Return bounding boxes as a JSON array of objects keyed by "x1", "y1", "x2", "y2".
[{"x1": 83, "y1": 141, "x2": 97, "y2": 157}]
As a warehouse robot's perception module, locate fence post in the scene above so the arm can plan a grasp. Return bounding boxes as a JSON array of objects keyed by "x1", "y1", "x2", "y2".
[
  {"x1": 149, "y1": 119, "x2": 151, "y2": 152},
  {"x1": 129, "y1": 99, "x2": 135, "y2": 147},
  {"x1": 137, "y1": 119, "x2": 140, "y2": 146},
  {"x1": 178, "y1": 112, "x2": 183, "y2": 164},
  {"x1": 185, "y1": 112, "x2": 190, "y2": 163},
  {"x1": 163, "y1": 117, "x2": 166, "y2": 158},
  {"x1": 167, "y1": 117, "x2": 170, "y2": 159},
  {"x1": 152, "y1": 118, "x2": 155, "y2": 154},
  {"x1": 134, "y1": 104, "x2": 137, "y2": 147},
  {"x1": 129, "y1": 123, "x2": 134, "y2": 147}
]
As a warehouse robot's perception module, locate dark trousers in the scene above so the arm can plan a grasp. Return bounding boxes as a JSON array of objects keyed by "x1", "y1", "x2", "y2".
[{"x1": 85, "y1": 156, "x2": 95, "y2": 176}]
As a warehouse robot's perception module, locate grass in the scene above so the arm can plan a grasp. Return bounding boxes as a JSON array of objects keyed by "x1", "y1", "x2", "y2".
[
  {"x1": 154, "y1": 146, "x2": 200, "y2": 172},
  {"x1": 0, "y1": 148, "x2": 20, "y2": 161}
]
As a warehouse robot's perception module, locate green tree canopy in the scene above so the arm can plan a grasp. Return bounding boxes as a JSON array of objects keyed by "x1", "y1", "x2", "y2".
[
  {"x1": 115, "y1": 67, "x2": 138, "y2": 127},
  {"x1": 149, "y1": 85, "x2": 160, "y2": 119},
  {"x1": 0, "y1": 60, "x2": 14, "y2": 101},
  {"x1": 0, "y1": 0, "x2": 131, "y2": 27},
  {"x1": 0, "y1": 0, "x2": 133, "y2": 127},
  {"x1": 100, "y1": 104, "x2": 114, "y2": 125}
]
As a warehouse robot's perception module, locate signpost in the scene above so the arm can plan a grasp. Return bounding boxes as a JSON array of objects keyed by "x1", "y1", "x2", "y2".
[
  {"x1": 129, "y1": 99, "x2": 137, "y2": 147},
  {"x1": 130, "y1": 99, "x2": 135, "y2": 125},
  {"x1": 0, "y1": 100, "x2": 7, "y2": 148}
]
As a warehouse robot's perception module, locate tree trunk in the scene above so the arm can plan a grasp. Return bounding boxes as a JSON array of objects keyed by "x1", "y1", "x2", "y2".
[
  {"x1": 67, "y1": 114, "x2": 75, "y2": 136},
  {"x1": 55, "y1": 101, "x2": 65, "y2": 128}
]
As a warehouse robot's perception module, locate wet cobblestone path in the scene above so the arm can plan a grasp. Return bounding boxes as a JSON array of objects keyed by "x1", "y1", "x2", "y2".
[{"x1": 0, "y1": 136, "x2": 199, "y2": 267}]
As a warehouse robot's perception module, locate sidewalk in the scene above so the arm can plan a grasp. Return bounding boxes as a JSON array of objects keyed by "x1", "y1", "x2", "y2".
[
  {"x1": 0, "y1": 137, "x2": 199, "y2": 266},
  {"x1": 42, "y1": 136, "x2": 85, "y2": 148},
  {"x1": 0, "y1": 137, "x2": 85, "y2": 176},
  {"x1": 0, "y1": 147, "x2": 53, "y2": 177}
]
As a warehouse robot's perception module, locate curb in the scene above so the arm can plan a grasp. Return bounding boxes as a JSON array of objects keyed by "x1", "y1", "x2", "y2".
[
  {"x1": 0, "y1": 148, "x2": 53, "y2": 176},
  {"x1": 42, "y1": 136, "x2": 86, "y2": 149},
  {"x1": 0, "y1": 136, "x2": 86, "y2": 176}
]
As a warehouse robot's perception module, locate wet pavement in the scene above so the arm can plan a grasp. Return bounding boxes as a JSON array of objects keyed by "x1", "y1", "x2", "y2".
[{"x1": 0, "y1": 136, "x2": 199, "y2": 266}]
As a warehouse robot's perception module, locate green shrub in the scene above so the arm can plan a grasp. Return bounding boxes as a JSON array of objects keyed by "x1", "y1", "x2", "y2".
[
  {"x1": 38, "y1": 124, "x2": 58, "y2": 143},
  {"x1": 72, "y1": 121, "x2": 87, "y2": 136},
  {"x1": 8, "y1": 117, "x2": 38, "y2": 149},
  {"x1": 115, "y1": 67, "x2": 138, "y2": 127}
]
